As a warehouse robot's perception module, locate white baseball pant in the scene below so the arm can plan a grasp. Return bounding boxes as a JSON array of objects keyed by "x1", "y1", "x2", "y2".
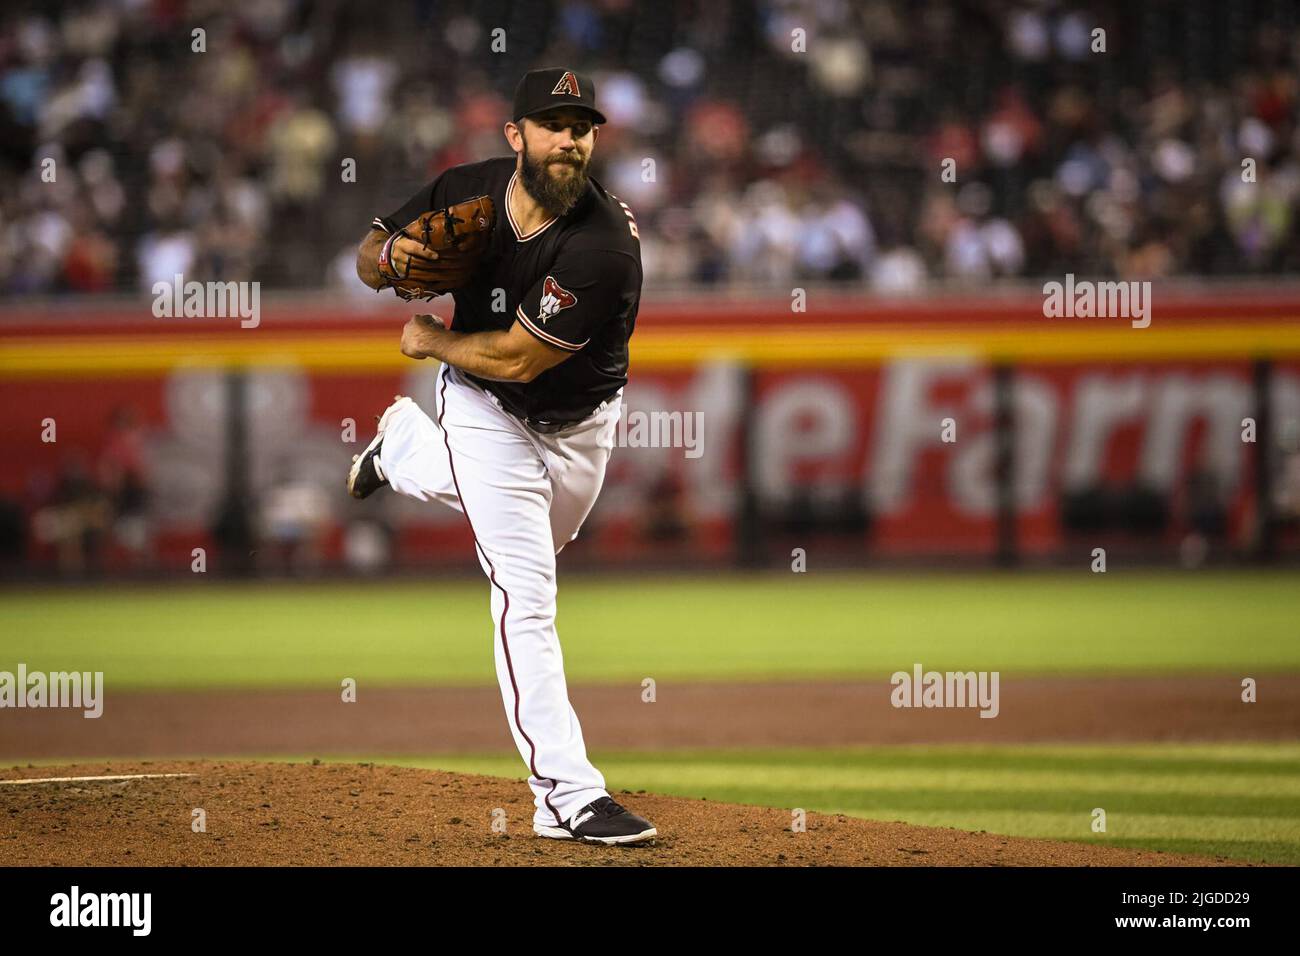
[{"x1": 377, "y1": 362, "x2": 620, "y2": 827}]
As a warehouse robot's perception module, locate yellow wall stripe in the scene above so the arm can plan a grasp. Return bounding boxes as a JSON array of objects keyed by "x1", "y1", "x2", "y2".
[{"x1": 1, "y1": 322, "x2": 1298, "y2": 377}]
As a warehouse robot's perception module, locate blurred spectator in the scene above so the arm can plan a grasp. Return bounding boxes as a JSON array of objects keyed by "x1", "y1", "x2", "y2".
[
  {"x1": 267, "y1": 94, "x2": 338, "y2": 208},
  {"x1": 99, "y1": 405, "x2": 151, "y2": 564},
  {"x1": 259, "y1": 474, "x2": 333, "y2": 574},
  {"x1": 31, "y1": 452, "x2": 110, "y2": 576},
  {"x1": 331, "y1": 53, "x2": 397, "y2": 145}
]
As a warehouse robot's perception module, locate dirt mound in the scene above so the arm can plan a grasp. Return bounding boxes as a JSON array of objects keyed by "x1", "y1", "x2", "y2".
[{"x1": 0, "y1": 760, "x2": 1251, "y2": 867}]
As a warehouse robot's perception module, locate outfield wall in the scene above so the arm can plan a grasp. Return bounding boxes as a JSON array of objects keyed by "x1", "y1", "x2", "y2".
[{"x1": 2, "y1": 289, "x2": 1298, "y2": 574}]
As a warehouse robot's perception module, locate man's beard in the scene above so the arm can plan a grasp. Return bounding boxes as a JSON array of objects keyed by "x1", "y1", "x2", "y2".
[{"x1": 520, "y1": 139, "x2": 590, "y2": 218}]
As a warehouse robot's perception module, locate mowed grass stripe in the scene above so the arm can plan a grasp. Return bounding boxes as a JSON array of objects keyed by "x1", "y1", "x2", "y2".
[
  {"x1": 611, "y1": 744, "x2": 1300, "y2": 776},
  {"x1": 663, "y1": 785, "x2": 1300, "y2": 820},
  {"x1": 2, "y1": 572, "x2": 1299, "y2": 686},
  {"x1": 1101, "y1": 838, "x2": 1294, "y2": 862},
  {"x1": 377, "y1": 755, "x2": 1300, "y2": 807},
  {"x1": 856, "y1": 809, "x2": 1300, "y2": 845},
  {"x1": 519, "y1": 762, "x2": 1300, "y2": 801}
]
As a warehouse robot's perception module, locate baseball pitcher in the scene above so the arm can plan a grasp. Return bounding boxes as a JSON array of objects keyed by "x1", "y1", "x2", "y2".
[{"x1": 349, "y1": 68, "x2": 654, "y2": 845}]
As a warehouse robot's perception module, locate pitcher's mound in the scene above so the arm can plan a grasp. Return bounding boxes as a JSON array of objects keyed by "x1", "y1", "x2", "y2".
[{"x1": 0, "y1": 760, "x2": 1246, "y2": 867}]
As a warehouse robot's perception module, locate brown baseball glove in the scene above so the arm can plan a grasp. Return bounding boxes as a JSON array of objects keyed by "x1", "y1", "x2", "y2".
[{"x1": 377, "y1": 195, "x2": 496, "y2": 301}]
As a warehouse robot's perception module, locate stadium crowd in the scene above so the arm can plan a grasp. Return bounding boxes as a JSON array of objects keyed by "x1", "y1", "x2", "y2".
[{"x1": 0, "y1": 0, "x2": 1297, "y2": 297}]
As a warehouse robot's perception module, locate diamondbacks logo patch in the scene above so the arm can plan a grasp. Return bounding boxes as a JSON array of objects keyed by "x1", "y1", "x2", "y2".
[
  {"x1": 551, "y1": 72, "x2": 580, "y2": 98},
  {"x1": 538, "y1": 276, "x2": 577, "y2": 323}
]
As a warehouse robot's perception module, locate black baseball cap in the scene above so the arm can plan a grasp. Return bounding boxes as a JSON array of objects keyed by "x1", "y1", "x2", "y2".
[{"x1": 512, "y1": 68, "x2": 607, "y2": 126}]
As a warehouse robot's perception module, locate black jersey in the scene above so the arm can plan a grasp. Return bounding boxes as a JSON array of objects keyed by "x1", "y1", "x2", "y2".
[{"x1": 374, "y1": 156, "x2": 642, "y2": 428}]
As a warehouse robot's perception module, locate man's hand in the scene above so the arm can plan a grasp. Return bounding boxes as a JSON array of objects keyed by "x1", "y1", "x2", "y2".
[{"x1": 399, "y1": 314, "x2": 447, "y2": 359}]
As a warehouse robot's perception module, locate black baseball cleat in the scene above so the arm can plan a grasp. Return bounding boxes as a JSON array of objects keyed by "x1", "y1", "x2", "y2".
[
  {"x1": 534, "y1": 796, "x2": 658, "y2": 845},
  {"x1": 347, "y1": 395, "x2": 411, "y2": 499}
]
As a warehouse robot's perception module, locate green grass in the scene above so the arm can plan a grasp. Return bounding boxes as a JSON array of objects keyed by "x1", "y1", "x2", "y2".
[
  {"x1": 375, "y1": 743, "x2": 1300, "y2": 865},
  {"x1": 1, "y1": 572, "x2": 1297, "y2": 687}
]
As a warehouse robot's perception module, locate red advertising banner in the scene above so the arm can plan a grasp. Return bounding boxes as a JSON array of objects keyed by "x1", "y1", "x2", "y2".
[
  {"x1": 3, "y1": 291, "x2": 1298, "y2": 572},
  {"x1": 3, "y1": 358, "x2": 1297, "y2": 571}
]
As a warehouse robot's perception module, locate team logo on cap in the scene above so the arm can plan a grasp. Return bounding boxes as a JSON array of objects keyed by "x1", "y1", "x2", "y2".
[
  {"x1": 550, "y1": 71, "x2": 581, "y2": 97},
  {"x1": 538, "y1": 275, "x2": 577, "y2": 322}
]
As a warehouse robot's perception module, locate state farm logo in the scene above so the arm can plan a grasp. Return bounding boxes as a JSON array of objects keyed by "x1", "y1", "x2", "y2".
[{"x1": 537, "y1": 276, "x2": 577, "y2": 324}]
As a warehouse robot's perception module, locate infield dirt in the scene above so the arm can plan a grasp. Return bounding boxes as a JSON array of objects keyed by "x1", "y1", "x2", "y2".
[{"x1": 5, "y1": 675, "x2": 1296, "y2": 760}]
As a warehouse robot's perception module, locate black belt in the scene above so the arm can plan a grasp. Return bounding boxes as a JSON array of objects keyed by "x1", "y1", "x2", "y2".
[{"x1": 522, "y1": 416, "x2": 580, "y2": 435}]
